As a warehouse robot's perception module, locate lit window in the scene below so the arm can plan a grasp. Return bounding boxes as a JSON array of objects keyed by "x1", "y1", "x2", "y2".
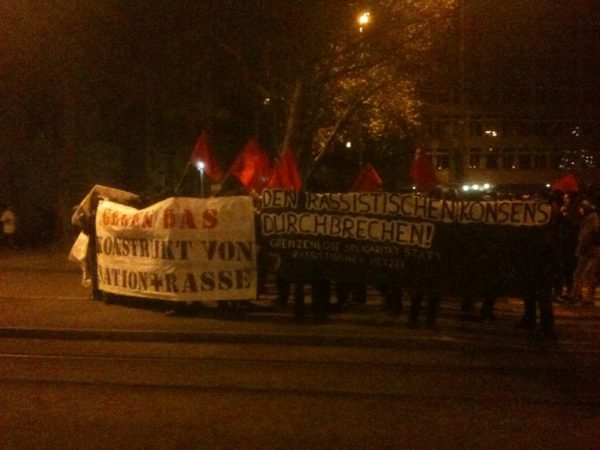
[
  {"x1": 469, "y1": 148, "x2": 482, "y2": 169},
  {"x1": 433, "y1": 148, "x2": 450, "y2": 169},
  {"x1": 503, "y1": 148, "x2": 516, "y2": 170},
  {"x1": 484, "y1": 147, "x2": 499, "y2": 170}
]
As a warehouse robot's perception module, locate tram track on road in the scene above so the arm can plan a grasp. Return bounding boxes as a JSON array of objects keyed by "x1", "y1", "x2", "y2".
[
  {"x1": 1, "y1": 341, "x2": 598, "y2": 409},
  {"x1": 2, "y1": 375, "x2": 598, "y2": 410},
  {"x1": 0, "y1": 350, "x2": 598, "y2": 374}
]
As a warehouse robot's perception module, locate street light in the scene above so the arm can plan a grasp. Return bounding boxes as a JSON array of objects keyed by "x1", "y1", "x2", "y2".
[
  {"x1": 196, "y1": 161, "x2": 205, "y2": 197},
  {"x1": 357, "y1": 11, "x2": 371, "y2": 33}
]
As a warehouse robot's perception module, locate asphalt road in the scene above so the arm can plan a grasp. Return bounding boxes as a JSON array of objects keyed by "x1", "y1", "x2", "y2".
[
  {"x1": 1, "y1": 338, "x2": 598, "y2": 450},
  {"x1": 1, "y1": 248, "x2": 599, "y2": 449}
]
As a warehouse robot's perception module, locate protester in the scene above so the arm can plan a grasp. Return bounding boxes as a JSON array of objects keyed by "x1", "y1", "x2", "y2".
[
  {"x1": 404, "y1": 189, "x2": 445, "y2": 328},
  {"x1": 334, "y1": 281, "x2": 367, "y2": 310},
  {"x1": 0, "y1": 202, "x2": 17, "y2": 249},
  {"x1": 514, "y1": 219, "x2": 559, "y2": 339},
  {"x1": 68, "y1": 176, "x2": 572, "y2": 342},
  {"x1": 293, "y1": 279, "x2": 330, "y2": 324},
  {"x1": 273, "y1": 276, "x2": 292, "y2": 309},
  {"x1": 407, "y1": 290, "x2": 440, "y2": 328},
  {"x1": 570, "y1": 198, "x2": 600, "y2": 306},
  {"x1": 378, "y1": 282, "x2": 403, "y2": 315},
  {"x1": 553, "y1": 192, "x2": 581, "y2": 303},
  {"x1": 71, "y1": 185, "x2": 141, "y2": 302},
  {"x1": 286, "y1": 170, "x2": 333, "y2": 324}
]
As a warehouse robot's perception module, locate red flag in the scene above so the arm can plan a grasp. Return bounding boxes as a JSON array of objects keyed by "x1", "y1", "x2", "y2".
[
  {"x1": 267, "y1": 148, "x2": 302, "y2": 191},
  {"x1": 189, "y1": 131, "x2": 222, "y2": 182},
  {"x1": 551, "y1": 172, "x2": 579, "y2": 192},
  {"x1": 349, "y1": 163, "x2": 383, "y2": 192},
  {"x1": 231, "y1": 139, "x2": 272, "y2": 192},
  {"x1": 409, "y1": 148, "x2": 438, "y2": 192}
]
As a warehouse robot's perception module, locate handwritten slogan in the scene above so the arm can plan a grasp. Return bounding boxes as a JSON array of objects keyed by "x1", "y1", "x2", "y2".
[
  {"x1": 259, "y1": 190, "x2": 553, "y2": 292},
  {"x1": 93, "y1": 191, "x2": 554, "y2": 301},
  {"x1": 96, "y1": 196, "x2": 257, "y2": 302}
]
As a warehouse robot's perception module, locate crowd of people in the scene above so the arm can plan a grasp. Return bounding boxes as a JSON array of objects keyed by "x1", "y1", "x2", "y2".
[
  {"x1": 548, "y1": 190, "x2": 600, "y2": 308},
  {"x1": 67, "y1": 181, "x2": 598, "y2": 341},
  {"x1": 257, "y1": 187, "x2": 600, "y2": 341}
]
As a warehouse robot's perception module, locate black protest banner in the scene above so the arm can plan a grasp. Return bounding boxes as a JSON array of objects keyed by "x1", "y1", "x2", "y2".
[{"x1": 259, "y1": 190, "x2": 555, "y2": 295}]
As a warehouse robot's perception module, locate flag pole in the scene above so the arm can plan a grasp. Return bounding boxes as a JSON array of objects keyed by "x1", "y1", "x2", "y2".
[
  {"x1": 174, "y1": 163, "x2": 192, "y2": 195},
  {"x1": 211, "y1": 161, "x2": 235, "y2": 196},
  {"x1": 200, "y1": 168, "x2": 204, "y2": 198}
]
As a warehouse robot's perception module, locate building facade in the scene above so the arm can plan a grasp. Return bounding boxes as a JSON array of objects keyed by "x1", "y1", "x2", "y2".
[{"x1": 419, "y1": 0, "x2": 599, "y2": 193}]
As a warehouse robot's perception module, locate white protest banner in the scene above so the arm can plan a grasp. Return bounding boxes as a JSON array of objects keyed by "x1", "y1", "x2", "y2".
[{"x1": 95, "y1": 196, "x2": 256, "y2": 302}]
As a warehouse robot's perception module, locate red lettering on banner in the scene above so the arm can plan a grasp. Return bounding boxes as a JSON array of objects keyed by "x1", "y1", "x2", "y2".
[
  {"x1": 181, "y1": 209, "x2": 197, "y2": 229},
  {"x1": 101, "y1": 208, "x2": 156, "y2": 229},
  {"x1": 163, "y1": 208, "x2": 199, "y2": 229},
  {"x1": 163, "y1": 209, "x2": 177, "y2": 228},
  {"x1": 202, "y1": 209, "x2": 218, "y2": 229},
  {"x1": 142, "y1": 213, "x2": 156, "y2": 228},
  {"x1": 101, "y1": 209, "x2": 110, "y2": 226}
]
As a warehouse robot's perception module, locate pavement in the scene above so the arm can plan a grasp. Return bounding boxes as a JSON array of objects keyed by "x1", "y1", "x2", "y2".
[{"x1": 1, "y1": 245, "x2": 599, "y2": 352}]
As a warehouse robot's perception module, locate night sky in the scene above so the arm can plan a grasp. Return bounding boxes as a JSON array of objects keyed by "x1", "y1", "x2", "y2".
[{"x1": 0, "y1": 1, "x2": 598, "y2": 244}]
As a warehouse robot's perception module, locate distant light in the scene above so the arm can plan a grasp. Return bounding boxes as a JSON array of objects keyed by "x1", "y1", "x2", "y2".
[
  {"x1": 462, "y1": 184, "x2": 491, "y2": 192},
  {"x1": 263, "y1": 97, "x2": 271, "y2": 105},
  {"x1": 358, "y1": 11, "x2": 371, "y2": 32},
  {"x1": 358, "y1": 11, "x2": 371, "y2": 25},
  {"x1": 545, "y1": 183, "x2": 551, "y2": 188},
  {"x1": 196, "y1": 161, "x2": 205, "y2": 171},
  {"x1": 412, "y1": 186, "x2": 416, "y2": 190},
  {"x1": 485, "y1": 130, "x2": 498, "y2": 137},
  {"x1": 346, "y1": 141, "x2": 352, "y2": 148}
]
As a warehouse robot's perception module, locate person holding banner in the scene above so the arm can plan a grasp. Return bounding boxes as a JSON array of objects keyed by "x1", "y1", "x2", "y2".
[
  {"x1": 334, "y1": 280, "x2": 366, "y2": 309},
  {"x1": 292, "y1": 279, "x2": 330, "y2": 324},
  {"x1": 71, "y1": 185, "x2": 141, "y2": 302},
  {"x1": 514, "y1": 212, "x2": 558, "y2": 339},
  {"x1": 405, "y1": 188, "x2": 448, "y2": 328},
  {"x1": 293, "y1": 170, "x2": 332, "y2": 324},
  {"x1": 378, "y1": 282, "x2": 404, "y2": 316},
  {"x1": 407, "y1": 290, "x2": 440, "y2": 329}
]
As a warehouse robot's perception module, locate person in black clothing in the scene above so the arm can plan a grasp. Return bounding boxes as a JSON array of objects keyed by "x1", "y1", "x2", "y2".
[
  {"x1": 379, "y1": 282, "x2": 403, "y2": 315},
  {"x1": 407, "y1": 289, "x2": 440, "y2": 328},
  {"x1": 274, "y1": 277, "x2": 292, "y2": 308},
  {"x1": 406, "y1": 188, "x2": 445, "y2": 328},
  {"x1": 289, "y1": 170, "x2": 333, "y2": 324},
  {"x1": 334, "y1": 281, "x2": 367, "y2": 311},
  {"x1": 514, "y1": 225, "x2": 558, "y2": 339}
]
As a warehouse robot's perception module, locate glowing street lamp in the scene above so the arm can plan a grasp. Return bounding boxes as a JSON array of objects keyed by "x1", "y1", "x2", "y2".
[{"x1": 357, "y1": 11, "x2": 371, "y2": 33}]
